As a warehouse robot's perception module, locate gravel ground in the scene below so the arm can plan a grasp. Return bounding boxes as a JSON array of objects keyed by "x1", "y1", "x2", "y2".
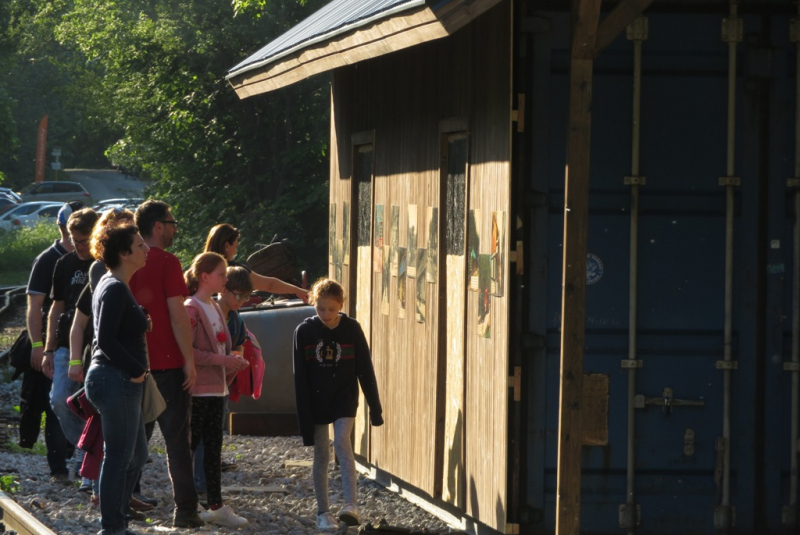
[{"x1": 0, "y1": 378, "x2": 454, "y2": 535}]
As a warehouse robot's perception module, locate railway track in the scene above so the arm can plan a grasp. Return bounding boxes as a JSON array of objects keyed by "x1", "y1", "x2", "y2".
[
  {"x1": 0, "y1": 490, "x2": 57, "y2": 535},
  {"x1": 0, "y1": 285, "x2": 54, "y2": 534}
]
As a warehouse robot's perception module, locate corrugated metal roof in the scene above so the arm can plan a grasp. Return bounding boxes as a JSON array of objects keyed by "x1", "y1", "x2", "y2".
[{"x1": 226, "y1": 0, "x2": 426, "y2": 80}]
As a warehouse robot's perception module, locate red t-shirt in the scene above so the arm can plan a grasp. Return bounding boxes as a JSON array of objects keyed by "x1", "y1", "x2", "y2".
[{"x1": 130, "y1": 246, "x2": 189, "y2": 371}]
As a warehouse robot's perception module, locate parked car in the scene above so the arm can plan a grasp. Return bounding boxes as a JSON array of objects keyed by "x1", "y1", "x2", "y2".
[
  {"x1": 19, "y1": 181, "x2": 92, "y2": 205},
  {"x1": 0, "y1": 187, "x2": 23, "y2": 203},
  {"x1": 0, "y1": 201, "x2": 63, "y2": 231},
  {"x1": 0, "y1": 194, "x2": 19, "y2": 211},
  {"x1": 92, "y1": 197, "x2": 144, "y2": 212}
]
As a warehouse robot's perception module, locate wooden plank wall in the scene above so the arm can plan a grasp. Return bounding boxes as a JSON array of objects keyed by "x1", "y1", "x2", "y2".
[{"x1": 328, "y1": 2, "x2": 511, "y2": 531}]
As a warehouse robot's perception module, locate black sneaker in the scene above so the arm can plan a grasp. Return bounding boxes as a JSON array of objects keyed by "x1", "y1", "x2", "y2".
[
  {"x1": 220, "y1": 460, "x2": 238, "y2": 472},
  {"x1": 173, "y1": 509, "x2": 205, "y2": 528},
  {"x1": 50, "y1": 473, "x2": 72, "y2": 485},
  {"x1": 128, "y1": 508, "x2": 147, "y2": 522},
  {"x1": 133, "y1": 493, "x2": 158, "y2": 507}
]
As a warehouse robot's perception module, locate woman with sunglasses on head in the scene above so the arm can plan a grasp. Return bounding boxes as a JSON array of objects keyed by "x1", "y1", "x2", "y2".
[{"x1": 203, "y1": 223, "x2": 308, "y2": 302}]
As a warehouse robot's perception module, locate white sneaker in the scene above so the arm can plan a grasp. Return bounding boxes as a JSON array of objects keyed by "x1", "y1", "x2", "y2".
[
  {"x1": 317, "y1": 511, "x2": 339, "y2": 531},
  {"x1": 199, "y1": 504, "x2": 249, "y2": 528},
  {"x1": 338, "y1": 504, "x2": 360, "y2": 526}
]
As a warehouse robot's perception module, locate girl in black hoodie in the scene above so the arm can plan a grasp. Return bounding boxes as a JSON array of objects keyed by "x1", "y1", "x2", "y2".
[{"x1": 293, "y1": 278, "x2": 383, "y2": 530}]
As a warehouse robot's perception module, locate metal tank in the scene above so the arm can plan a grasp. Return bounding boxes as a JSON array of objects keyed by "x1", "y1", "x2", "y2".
[{"x1": 228, "y1": 300, "x2": 315, "y2": 435}]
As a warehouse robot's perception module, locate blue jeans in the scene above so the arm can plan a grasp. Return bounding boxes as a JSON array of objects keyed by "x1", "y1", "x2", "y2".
[
  {"x1": 50, "y1": 346, "x2": 86, "y2": 447},
  {"x1": 85, "y1": 362, "x2": 147, "y2": 535}
]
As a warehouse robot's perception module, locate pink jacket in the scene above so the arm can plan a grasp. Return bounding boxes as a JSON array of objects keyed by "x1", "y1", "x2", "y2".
[{"x1": 184, "y1": 296, "x2": 236, "y2": 396}]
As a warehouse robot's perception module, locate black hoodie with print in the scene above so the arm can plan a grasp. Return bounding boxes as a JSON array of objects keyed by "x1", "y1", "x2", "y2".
[{"x1": 293, "y1": 314, "x2": 383, "y2": 446}]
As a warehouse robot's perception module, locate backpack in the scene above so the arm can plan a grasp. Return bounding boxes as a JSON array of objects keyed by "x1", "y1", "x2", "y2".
[
  {"x1": 229, "y1": 328, "x2": 265, "y2": 402},
  {"x1": 246, "y1": 239, "x2": 300, "y2": 286}
]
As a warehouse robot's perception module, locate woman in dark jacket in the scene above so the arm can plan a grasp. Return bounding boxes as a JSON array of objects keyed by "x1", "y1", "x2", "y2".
[{"x1": 85, "y1": 220, "x2": 150, "y2": 535}]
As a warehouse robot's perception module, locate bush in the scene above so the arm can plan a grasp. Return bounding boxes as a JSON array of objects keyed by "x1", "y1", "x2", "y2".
[{"x1": 0, "y1": 221, "x2": 60, "y2": 283}]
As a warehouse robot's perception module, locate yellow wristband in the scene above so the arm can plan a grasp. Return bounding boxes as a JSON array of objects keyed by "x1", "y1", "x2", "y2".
[
  {"x1": 68, "y1": 360, "x2": 82, "y2": 366},
  {"x1": 31, "y1": 341, "x2": 43, "y2": 348}
]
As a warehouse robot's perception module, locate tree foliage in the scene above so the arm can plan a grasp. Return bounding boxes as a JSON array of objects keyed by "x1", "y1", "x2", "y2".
[{"x1": 0, "y1": 0, "x2": 330, "y2": 277}]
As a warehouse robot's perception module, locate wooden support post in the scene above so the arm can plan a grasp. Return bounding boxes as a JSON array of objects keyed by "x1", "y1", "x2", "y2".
[{"x1": 556, "y1": 2, "x2": 601, "y2": 535}]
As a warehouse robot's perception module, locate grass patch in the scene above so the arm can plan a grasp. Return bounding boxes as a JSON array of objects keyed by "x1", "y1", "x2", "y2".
[
  {"x1": 0, "y1": 474, "x2": 20, "y2": 494},
  {"x1": 6, "y1": 440, "x2": 47, "y2": 456}
]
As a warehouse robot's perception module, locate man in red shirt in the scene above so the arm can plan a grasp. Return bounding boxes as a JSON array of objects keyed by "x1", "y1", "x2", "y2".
[{"x1": 130, "y1": 200, "x2": 202, "y2": 528}]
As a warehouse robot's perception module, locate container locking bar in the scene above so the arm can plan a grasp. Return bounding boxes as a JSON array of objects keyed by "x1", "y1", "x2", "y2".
[{"x1": 634, "y1": 387, "x2": 705, "y2": 415}]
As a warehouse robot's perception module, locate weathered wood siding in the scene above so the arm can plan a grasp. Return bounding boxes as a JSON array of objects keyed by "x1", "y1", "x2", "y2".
[{"x1": 327, "y1": 2, "x2": 511, "y2": 531}]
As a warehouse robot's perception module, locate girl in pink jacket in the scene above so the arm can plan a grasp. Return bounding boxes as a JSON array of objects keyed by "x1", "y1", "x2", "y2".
[{"x1": 184, "y1": 252, "x2": 249, "y2": 528}]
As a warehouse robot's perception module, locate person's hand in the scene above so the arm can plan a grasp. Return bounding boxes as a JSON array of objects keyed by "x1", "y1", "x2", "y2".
[
  {"x1": 182, "y1": 361, "x2": 197, "y2": 391},
  {"x1": 296, "y1": 289, "x2": 309, "y2": 303},
  {"x1": 370, "y1": 412, "x2": 384, "y2": 427},
  {"x1": 30, "y1": 345, "x2": 44, "y2": 371},
  {"x1": 68, "y1": 362, "x2": 84, "y2": 383},
  {"x1": 226, "y1": 355, "x2": 250, "y2": 371},
  {"x1": 131, "y1": 372, "x2": 146, "y2": 384},
  {"x1": 42, "y1": 351, "x2": 55, "y2": 380}
]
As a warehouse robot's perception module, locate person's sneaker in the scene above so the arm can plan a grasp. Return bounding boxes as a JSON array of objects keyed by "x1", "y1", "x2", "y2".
[
  {"x1": 127, "y1": 507, "x2": 147, "y2": 521},
  {"x1": 133, "y1": 493, "x2": 158, "y2": 507},
  {"x1": 221, "y1": 460, "x2": 238, "y2": 472},
  {"x1": 78, "y1": 480, "x2": 92, "y2": 494},
  {"x1": 49, "y1": 472, "x2": 71, "y2": 485},
  {"x1": 90, "y1": 494, "x2": 99, "y2": 509},
  {"x1": 338, "y1": 504, "x2": 360, "y2": 526},
  {"x1": 317, "y1": 511, "x2": 339, "y2": 531},
  {"x1": 173, "y1": 509, "x2": 205, "y2": 528},
  {"x1": 130, "y1": 496, "x2": 154, "y2": 512},
  {"x1": 199, "y1": 505, "x2": 249, "y2": 528}
]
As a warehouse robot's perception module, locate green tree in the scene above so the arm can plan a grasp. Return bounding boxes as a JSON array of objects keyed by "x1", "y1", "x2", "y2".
[{"x1": 57, "y1": 0, "x2": 330, "y2": 276}]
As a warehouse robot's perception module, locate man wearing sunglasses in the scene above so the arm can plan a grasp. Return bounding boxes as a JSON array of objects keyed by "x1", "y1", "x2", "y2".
[
  {"x1": 129, "y1": 199, "x2": 203, "y2": 528},
  {"x1": 42, "y1": 207, "x2": 99, "y2": 487}
]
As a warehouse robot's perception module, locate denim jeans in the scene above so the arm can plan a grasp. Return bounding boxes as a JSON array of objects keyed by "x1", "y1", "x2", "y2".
[
  {"x1": 85, "y1": 362, "x2": 147, "y2": 535},
  {"x1": 151, "y1": 369, "x2": 198, "y2": 513},
  {"x1": 50, "y1": 346, "x2": 86, "y2": 446}
]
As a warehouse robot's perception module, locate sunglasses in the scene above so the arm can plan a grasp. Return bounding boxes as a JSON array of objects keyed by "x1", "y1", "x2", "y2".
[{"x1": 159, "y1": 220, "x2": 179, "y2": 227}]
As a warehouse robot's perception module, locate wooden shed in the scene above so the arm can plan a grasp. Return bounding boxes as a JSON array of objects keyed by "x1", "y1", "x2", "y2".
[{"x1": 228, "y1": 1, "x2": 800, "y2": 534}]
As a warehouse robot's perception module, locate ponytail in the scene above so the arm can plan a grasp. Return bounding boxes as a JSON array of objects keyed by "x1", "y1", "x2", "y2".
[{"x1": 185, "y1": 252, "x2": 227, "y2": 296}]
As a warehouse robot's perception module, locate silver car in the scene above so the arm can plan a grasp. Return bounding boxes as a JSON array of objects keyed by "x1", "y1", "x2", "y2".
[{"x1": 19, "y1": 181, "x2": 93, "y2": 205}]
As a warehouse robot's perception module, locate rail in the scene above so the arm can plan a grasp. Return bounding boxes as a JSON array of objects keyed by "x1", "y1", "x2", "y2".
[{"x1": 0, "y1": 491, "x2": 57, "y2": 535}]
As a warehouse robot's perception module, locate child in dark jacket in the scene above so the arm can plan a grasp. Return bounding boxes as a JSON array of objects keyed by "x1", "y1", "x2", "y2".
[{"x1": 293, "y1": 278, "x2": 383, "y2": 530}]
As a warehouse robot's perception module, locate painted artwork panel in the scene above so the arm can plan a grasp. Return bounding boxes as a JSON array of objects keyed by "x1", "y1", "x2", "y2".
[
  {"x1": 468, "y1": 209, "x2": 481, "y2": 291},
  {"x1": 491, "y1": 211, "x2": 504, "y2": 297},
  {"x1": 334, "y1": 239, "x2": 343, "y2": 284},
  {"x1": 342, "y1": 201, "x2": 350, "y2": 266},
  {"x1": 416, "y1": 248, "x2": 427, "y2": 323},
  {"x1": 374, "y1": 205, "x2": 384, "y2": 271},
  {"x1": 397, "y1": 247, "x2": 407, "y2": 319},
  {"x1": 329, "y1": 203, "x2": 336, "y2": 264},
  {"x1": 478, "y1": 253, "x2": 492, "y2": 339},
  {"x1": 427, "y1": 207, "x2": 439, "y2": 283},
  {"x1": 407, "y1": 204, "x2": 418, "y2": 279},
  {"x1": 391, "y1": 205, "x2": 400, "y2": 276},
  {"x1": 381, "y1": 246, "x2": 390, "y2": 315}
]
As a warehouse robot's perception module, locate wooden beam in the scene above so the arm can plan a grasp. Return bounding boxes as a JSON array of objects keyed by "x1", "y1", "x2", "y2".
[
  {"x1": 595, "y1": 0, "x2": 654, "y2": 55},
  {"x1": 556, "y1": 1, "x2": 601, "y2": 535}
]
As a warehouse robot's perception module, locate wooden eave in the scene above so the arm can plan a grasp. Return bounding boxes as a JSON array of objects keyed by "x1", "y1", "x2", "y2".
[{"x1": 227, "y1": 0, "x2": 503, "y2": 99}]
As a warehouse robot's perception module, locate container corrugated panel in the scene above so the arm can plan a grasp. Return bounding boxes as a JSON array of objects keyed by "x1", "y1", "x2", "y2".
[{"x1": 528, "y1": 9, "x2": 795, "y2": 534}]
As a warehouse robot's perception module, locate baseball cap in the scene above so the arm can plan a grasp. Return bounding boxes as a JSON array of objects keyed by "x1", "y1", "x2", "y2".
[{"x1": 57, "y1": 201, "x2": 86, "y2": 226}]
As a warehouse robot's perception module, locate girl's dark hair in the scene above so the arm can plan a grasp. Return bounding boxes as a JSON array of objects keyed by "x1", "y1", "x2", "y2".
[
  {"x1": 204, "y1": 224, "x2": 240, "y2": 257},
  {"x1": 90, "y1": 222, "x2": 139, "y2": 269},
  {"x1": 184, "y1": 252, "x2": 227, "y2": 296},
  {"x1": 309, "y1": 278, "x2": 344, "y2": 305}
]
